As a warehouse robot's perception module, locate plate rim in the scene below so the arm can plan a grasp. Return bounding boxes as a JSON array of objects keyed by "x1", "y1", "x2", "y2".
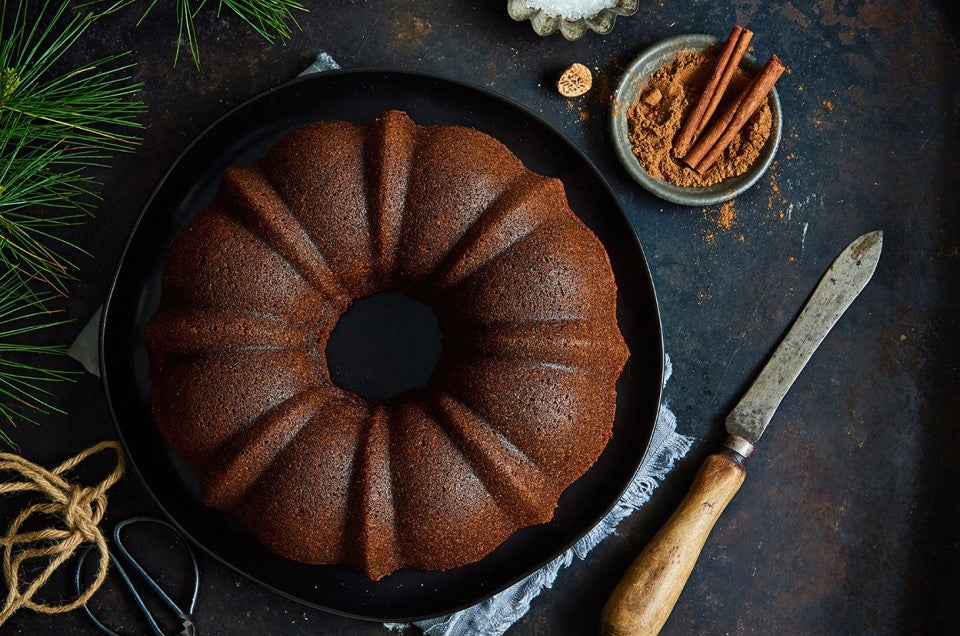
[{"x1": 99, "y1": 67, "x2": 665, "y2": 621}]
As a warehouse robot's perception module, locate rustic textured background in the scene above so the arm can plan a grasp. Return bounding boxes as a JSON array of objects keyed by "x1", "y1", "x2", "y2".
[{"x1": 4, "y1": 0, "x2": 958, "y2": 633}]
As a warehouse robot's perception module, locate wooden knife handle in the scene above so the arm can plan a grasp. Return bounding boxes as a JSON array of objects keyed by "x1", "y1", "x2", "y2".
[{"x1": 599, "y1": 451, "x2": 747, "y2": 636}]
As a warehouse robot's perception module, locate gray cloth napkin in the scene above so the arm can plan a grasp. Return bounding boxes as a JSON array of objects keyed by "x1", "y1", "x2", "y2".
[
  {"x1": 69, "y1": 52, "x2": 694, "y2": 636},
  {"x1": 67, "y1": 306, "x2": 102, "y2": 376}
]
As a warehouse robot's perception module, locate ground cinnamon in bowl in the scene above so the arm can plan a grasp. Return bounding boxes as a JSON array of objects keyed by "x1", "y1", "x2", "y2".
[
  {"x1": 610, "y1": 33, "x2": 783, "y2": 205},
  {"x1": 627, "y1": 49, "x2": 772, "y2": 187}
]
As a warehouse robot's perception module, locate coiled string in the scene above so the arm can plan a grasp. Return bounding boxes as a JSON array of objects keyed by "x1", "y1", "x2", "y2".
[{"x1": 0, "y1": 440, "x2": 125, "y2": 625}]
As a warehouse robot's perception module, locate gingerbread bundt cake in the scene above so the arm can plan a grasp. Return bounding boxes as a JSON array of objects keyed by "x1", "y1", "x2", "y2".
[{"x1": 144, "y1": 110, "x2": 630, "y2": 580}]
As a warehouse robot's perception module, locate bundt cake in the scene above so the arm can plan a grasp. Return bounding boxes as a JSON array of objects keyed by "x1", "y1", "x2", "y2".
[{"x1": 144, "y1": 110, "x2": 630, "y2": 580}]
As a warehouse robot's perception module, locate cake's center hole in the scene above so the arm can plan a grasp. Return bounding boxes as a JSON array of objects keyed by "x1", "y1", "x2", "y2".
[{"x1": 326, "y1": 291, "x2": 442, "y2": 401}]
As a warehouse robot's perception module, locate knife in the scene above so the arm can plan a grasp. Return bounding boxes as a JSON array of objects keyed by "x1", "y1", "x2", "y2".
[{"x1": 600, "y1": 230, "x2": 883, "y2": 636}]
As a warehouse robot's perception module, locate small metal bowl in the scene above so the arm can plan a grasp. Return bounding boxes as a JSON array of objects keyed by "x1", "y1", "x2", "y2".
[
  {"x1": 610, "y1": 34, "x2": 782, "y2": 206},
  {"x1": 507, "y1": 0, "x2": 639, "y2": 40}
]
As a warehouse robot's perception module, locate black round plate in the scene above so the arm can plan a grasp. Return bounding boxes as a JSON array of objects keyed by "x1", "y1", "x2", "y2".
[{"x1": 100, "y1": 69, "x2": 663, "y2": 622}]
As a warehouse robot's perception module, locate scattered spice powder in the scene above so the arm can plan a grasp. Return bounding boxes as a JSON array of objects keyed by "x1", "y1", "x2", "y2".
[
  {"x1": 718, "y1": 200, "x2": 736, "y2": 230},
  {"x1": 626, "y1": 49, "x2": 773, "y2": 187},
  {"x1": 596, "y1": 70, "x2": 614, "y2": 105},
  {"x1": 766, "y1": 159, "x2": 787, "y2": 212}
]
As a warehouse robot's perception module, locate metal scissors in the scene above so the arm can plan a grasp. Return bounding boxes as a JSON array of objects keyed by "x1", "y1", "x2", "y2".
[{"x1": 75, "y1": 516, "x2": 200, "y2": 636}]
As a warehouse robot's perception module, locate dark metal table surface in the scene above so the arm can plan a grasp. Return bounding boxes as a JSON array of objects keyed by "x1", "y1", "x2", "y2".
[{"x1": 6, "y1": 1, "x2": 958, "y2": 634}]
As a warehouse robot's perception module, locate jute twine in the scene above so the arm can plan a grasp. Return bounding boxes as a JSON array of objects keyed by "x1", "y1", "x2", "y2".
[{"x1": 0, "y1": 440, "x2": 125, "y2": 625}]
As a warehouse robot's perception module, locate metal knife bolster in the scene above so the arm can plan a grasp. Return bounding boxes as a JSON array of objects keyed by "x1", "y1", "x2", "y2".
[
  {"x1": 722, "y1": 230, "x2": 883, "y2": 461},
  {"x1": 722, "y1": 434, "x2": 757, "y2": 460}
]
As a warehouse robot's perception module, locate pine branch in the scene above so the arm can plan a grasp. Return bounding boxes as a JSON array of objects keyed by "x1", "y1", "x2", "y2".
[
  {"x1": 84, "y1": 0, "x2": 306, "y2": 68},
  {"x1": 0, "y1": 1, "x2": 144, "y2": 447},
  {"x1": 219, "y1": 0, "x2": 303, "y2": 43},
  {"x1": 0, "y1": 269, "x2": 78, "y2": 449},
  {"x1": 0, "y1": 0, "x2": 145, "y2": 294}
]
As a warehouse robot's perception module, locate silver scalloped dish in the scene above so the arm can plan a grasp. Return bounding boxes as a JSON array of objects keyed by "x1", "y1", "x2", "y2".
[{"x1": 507, "y1": 0, "x2": 639, "y2": 40}]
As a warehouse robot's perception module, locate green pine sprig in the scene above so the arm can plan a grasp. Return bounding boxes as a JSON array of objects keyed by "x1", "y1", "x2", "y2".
[
  {"x1": 0, "y1": 0, "x2": 144, "y2": 448},
  {"x1": 0, "y1": 269, "x2": 78, "y2": 449},
  {"x1": 0, "y1": 0, "x2": 145, "y2": 293},
  {"x1": 87, "y1": 0, "x2": 306, "y2": 69}
]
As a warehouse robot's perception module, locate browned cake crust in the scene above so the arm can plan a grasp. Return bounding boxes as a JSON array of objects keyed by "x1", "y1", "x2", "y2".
[{"x1": 143, "y1": 110, "x2": 630, "y2": 580}]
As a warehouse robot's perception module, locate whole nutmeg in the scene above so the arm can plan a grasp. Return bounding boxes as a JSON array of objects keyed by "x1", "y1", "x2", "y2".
[{"x1": 557, "y1": 63, "x2": 593, "y2": 97}]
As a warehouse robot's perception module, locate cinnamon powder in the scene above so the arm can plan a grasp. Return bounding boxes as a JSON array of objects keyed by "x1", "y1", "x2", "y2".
[{"x1": 627, "y1": 50, "x2": 772, "y2": 187}]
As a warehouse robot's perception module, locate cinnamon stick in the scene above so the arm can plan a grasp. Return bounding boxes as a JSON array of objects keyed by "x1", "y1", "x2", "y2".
[
  {"x1": 696, "y1": 29, "x2": 754, "y2": 136},
  {"x1": 673, "y1": 26, "x2": 753, "y2": 158},
  {"x1": 683, "y1": 78, "x2": 752, "y2": 170},
  {"x1": 685, "y1": 54, "x2": 785, "y2": 175}
]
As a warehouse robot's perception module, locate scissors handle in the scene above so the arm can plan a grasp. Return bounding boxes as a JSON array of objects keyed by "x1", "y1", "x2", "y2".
[{"x1": 76, "y1": 516, "x2": 199, "y2": 636}]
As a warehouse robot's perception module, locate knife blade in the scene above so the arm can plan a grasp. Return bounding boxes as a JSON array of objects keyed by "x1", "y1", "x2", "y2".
[{"x1": 600, "y1": 230, "x2": 883, "y2": 636}]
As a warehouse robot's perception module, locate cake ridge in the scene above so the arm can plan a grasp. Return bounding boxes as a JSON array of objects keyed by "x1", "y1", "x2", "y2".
[
  {"x1": 159, "y1": 205, "x2": 331, "y2": 327},
  {"x1": 388, "y1": 399, "x2": 518, "y2": 571},
  {"x1": 149, "y1": 347, "x2": 321, "y2": 474},
  {"x1": 434, "y1": 214, "x2": 563, "y2": 299},
  {"x1": 144, "y1": 307, "x2": 305, "y2": 356},
  {"x1": 394, "y1": 124, "x2": 527, "y2": 286},
  {"x1": 456, "y1": 352, "x2": 583, "y2": 376},
  {"x1": 238, "y1": 395, "x2": 370, "y2": 566},
  {"x1": 259, "y1": 121, "x2": 378, "y2": 297},
  {"x1": 449, "y1": 316, "x2": 583, "y2": 330},
  {"x1": 392, "y1": 122, "x2": 425, "y2": 286},
  {"x1": 353, "y1": 125, "x2": 379, "y2": 291},
  {"x1": 431, "y1": 380, "x2": 546, "y2": 474},
  {"x1": 428, "y1": 170, "x2": 556, "y2": 294},
  {"x1": 200, "y1": 387, "x2": 328, "y2": 510},
  {"x1": 365, "y1": 111, "x2": 416, "y2": 285},
  {"x1": 433, "y1": 352, "x2": 613, "y2": 483},
  {"x1": 435, "y1": 216, "x2": 623, "y2": 332},
  {"x1": 430, "y1": 391, "x2": 557, "y2": 526},
  {"x1": 447, "y1": 320, "x2": 628, "y2": 378},
  {"x1": 346, "y1": 406, "x2": 399, "y2": 580},
  {"x1": 219, "y1": 165, "x2": 348, "y2": 300}
]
